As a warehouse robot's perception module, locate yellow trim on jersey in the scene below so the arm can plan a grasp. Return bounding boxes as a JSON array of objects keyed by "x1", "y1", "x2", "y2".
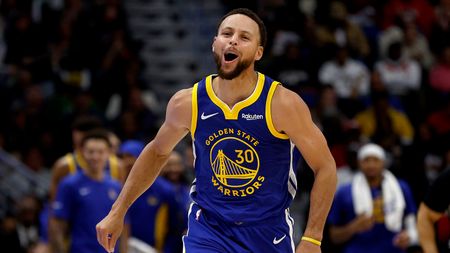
[
  {"x1": 266, "y1": 82, "x2": 289, "y2": 139},
  {"x1": 154, "y1": 204, "x2": 169, "y2": 251},
  {"x1": 205, "y1": 72, "x2": 265, "y2": 120},
  {"x1": 65, "y1": 153, "x2": 77, "y2": 174},
  {"x1": 109, "y1": 155, "x2": 119, "y2": 180},
  {"x1": 191, "y1": 83, "x2": 199, "y2": 138},
  {"x1": 74, "y1": 151, "x2": 88, "y2": 170},
  {"x1": 68, "y1": 151, "x2": 120, "y2": 180}
]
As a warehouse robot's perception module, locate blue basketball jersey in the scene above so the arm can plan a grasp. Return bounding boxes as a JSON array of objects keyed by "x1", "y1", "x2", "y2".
[
  {"x1": 190, "y1": 72, "x2": 301, "y2": 224},
  {"x1": 53, "y1": 171, "x2": 122, "y2": 253}
]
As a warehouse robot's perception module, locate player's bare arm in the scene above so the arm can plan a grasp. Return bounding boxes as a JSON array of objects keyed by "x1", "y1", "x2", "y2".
[
  {"x1": 96, "y1": 88, "x2": 193, "y2": 252},
  {"x1": 272, "y1": 85, "x2": 337, "y2": 252},
  {"x1": 49, "y1": 217, "x2": 69, "y2": 253},
  {"x1": 49, "y1": 158, "x2": 71, "y2": 202},
  {"x1": 418, "y1": 203, "x2": 444, "y2": 253}
]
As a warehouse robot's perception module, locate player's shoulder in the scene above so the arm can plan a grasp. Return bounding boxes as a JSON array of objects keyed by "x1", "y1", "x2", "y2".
[
  {"x1": 270, "y1": 83, "x2": 310, "y2": 124},
  {"x1": 271, "y1": 84, "x2": 304, "y2": 107},
  {"x1": 58, "y1": 172, "x2": 82, "y2": 188},
  {"x1": 169, "y1": 87, "x2": 193, "y2": 106},
  {"x1": 52, "y1": 153, "x2": 73, "y2": 170}
]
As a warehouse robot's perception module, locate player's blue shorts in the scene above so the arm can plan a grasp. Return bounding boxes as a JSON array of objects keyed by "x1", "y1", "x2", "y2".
[{"x1": 182, "y1": 203, "x2": 295, "y2": 253}]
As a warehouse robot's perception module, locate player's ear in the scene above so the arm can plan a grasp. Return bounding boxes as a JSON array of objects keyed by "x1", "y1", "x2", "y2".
[
  {"x1": 255, "y1": 46, "x2": 264, "y2": 61},
  {"x1": 212, "y1": 37, "x2": 217, "y2": 52}
]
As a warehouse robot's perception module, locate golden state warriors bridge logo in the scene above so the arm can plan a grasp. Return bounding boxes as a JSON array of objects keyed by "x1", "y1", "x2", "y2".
[{"x1": 206, "y1": 129, "x2": 265, "y2": 197}]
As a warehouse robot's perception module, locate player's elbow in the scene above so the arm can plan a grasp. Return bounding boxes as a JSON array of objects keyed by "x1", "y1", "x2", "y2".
[
  {"x1": 147, "y1": 140, "x2": 171, "y2": 160},
  {"x1": 315, "y1": 158, "x2": 337, "y2": 178}
]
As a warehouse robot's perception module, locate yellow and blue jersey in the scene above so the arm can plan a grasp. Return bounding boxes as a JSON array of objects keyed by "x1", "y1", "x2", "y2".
[
  {"x1": 64, "y1": 151, "x2": 120, "y2": 180},
  {"x1": 190, "y1": 72, "x2": 301, "y2": 224},
  {"x1": 128, "y1": 178, "x2": 183, "y2": 252},
  {"x1": 327, "y1": 181, "x2": 417, "y2": 253},
  {"x1": 52, "y1": 171, "x2": 122, "y2": 253}
]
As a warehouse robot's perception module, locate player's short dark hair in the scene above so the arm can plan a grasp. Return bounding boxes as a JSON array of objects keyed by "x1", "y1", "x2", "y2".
[
  {"x1": 72, "y1": 116, "x2": 103, "y2": 132},
  {"x1": 81, "y1": 129, "x2": 112, "y2": 148},
  {"x1": 217, "y1": 8, "x2": 267, "y2": 48}
]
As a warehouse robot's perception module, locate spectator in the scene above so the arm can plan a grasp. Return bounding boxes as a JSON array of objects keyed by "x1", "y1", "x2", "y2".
[
  {"x1": 266, "y1": 42, "x2": 315, "y2": 92},
  {"x1": 113, "y1": 87, "x2": 159, "y2": 141},
  {"x1": 328, "y1": 143, "x2": 418, "y2": 253},
  {"x1": 379, "y1": 14, "x2": 433, "y2": 69},
  {"x1": 315, "y1": 1, "x2": 370, "y2": 59},
  {"x1": 50, "y1": 130, "x2": 128, "y2": 253},
  {"x1": 0, "y1": 195, "x2": 41, "y2": 253},
  {"x1": 355, "y1": 90, "x2": 414, "y2": 148},
  {"x1": 430, "y1": 0, "x2": 450, "y2": 55},
  {"x1": 424, "y1": 99, "x2": 450, "y2": 153},
  {"x1": 382, "y1": 0, "x2": 435, "y2": 36},
  {"x1": 375, "y1": 41, "x2": 421, "y2": 97},
  {"x1": 318, "y1": 45, "x2": 370, "y2": 117},
  {"x1": 418, "y1": 169, "x2": 450, "y2": 253},
  {"x1": 429, "y1": 45, "x2": 450, "y2": 94}
]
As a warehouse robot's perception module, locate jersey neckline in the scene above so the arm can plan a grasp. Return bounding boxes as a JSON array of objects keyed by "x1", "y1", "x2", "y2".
[{"x1": 205, "y1": 72, "x2": 265, "y2": 120}]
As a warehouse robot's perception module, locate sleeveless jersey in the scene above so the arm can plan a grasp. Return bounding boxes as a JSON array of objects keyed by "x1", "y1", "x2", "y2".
[
  {"x1": 64, "y1": 151, "x2": 120, "y2": 180},
  {"x1": 190, "y1": 72, "x2": 301, "y2": 223}
]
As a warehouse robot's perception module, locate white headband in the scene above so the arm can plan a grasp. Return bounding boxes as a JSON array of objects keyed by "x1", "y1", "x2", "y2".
[{"x1": 357, "y1": 143, "x2": 386, "y2": 161}]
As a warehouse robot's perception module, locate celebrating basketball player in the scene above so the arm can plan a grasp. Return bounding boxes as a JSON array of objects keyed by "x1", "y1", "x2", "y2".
[{"x1": 96, "y1": 8, "x2": 336, "y2": 253}]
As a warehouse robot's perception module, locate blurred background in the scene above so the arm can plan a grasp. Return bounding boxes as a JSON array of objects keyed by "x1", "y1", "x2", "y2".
[{"x1": 0, "y1": 0, "x2": 449, "y2": 252}]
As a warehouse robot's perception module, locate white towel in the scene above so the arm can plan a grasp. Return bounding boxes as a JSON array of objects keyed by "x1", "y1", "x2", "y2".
[{"x1": 351, "y1": 170, "x2": 406, "y2": 232}]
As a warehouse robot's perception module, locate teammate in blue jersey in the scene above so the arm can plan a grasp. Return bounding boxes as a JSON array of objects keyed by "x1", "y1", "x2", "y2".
[
  {"x1": 97, "y1": 8, "x2": 336, "y2": 253},
  {"x1": 327, "y1": 144, "x2": 418, "y2": 253},
  {"x1": 50, "y1": 130, "x2": 128, "y2": 253},
  {"x1": 119, "y1": 140, "x2": 183, "y2": 252},
  {"x1": 49, "y1": 117, "x2": 124, "y2": 203}
]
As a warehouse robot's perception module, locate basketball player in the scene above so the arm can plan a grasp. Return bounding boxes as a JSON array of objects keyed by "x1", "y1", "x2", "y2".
[
  {"x1": 50, "y1": 130, "x2": 128, "y2": 253},
  {"x1": 97, "y1": 8, "x2": 336, "y2": 253},
  {"x1": 49, "y1": 116, "x2": 124, "y2": 201},
  {"x1": 119, "y1": 140, "x2": 183, "y2": 252}
]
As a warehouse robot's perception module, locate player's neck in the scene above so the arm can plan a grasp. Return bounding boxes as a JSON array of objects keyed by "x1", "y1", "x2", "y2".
[
  {"x1": 214, "y1": 69, "x2": 258, "y2": 108},
  {"x1": 366, "y1": 175, "x2": 382, "y2": 188},
  {"x1": 85, "y1": 167, "x2": 105, "y2": 181}
]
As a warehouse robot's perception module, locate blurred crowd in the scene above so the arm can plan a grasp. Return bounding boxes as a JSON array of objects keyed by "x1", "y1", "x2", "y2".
[{"x1": 0, "y1": 0, "x2": 449, "y2": 252}]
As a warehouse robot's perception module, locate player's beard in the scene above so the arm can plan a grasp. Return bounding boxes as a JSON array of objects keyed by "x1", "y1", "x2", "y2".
[{"x1": 213, "y1": 51, "x2": 252, "y2": 80}]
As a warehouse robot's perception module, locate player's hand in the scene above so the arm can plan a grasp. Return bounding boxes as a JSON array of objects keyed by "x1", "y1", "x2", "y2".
[
  {"x1": 296, "y1": 240, "x2": 321, "y2": 253},
  {"x1": 351, "y1": 214, "x2": 375, "y2": 233},
  {"x1": 96, "y1": 211, "x2": 124, "y2": 253},
  {"x1": 393, "y1": 230, "x2": 410, "y2": 250}
]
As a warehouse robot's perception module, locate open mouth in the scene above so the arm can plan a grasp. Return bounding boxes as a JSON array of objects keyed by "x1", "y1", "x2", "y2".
[{"x1": 224, "y1": 52, "x2": 238, "y2": 62}]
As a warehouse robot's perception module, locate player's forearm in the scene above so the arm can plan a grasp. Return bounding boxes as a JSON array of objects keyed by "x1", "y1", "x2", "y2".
[
  {"x1": 49, "y1": 218, "x2": 68, "y2": 253},
  {"x1": 110, "y1": 141, "x2": 170, "y2": 216},
  {"x1": 119, "y1": 224, "x2": 130, "y2": 253},
  {"x1": 418, "y1": 205, "x2": 439, "y2": 253},
  {"x1": 303, "y1": 164, "x2": 337, "y2": 240}
]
